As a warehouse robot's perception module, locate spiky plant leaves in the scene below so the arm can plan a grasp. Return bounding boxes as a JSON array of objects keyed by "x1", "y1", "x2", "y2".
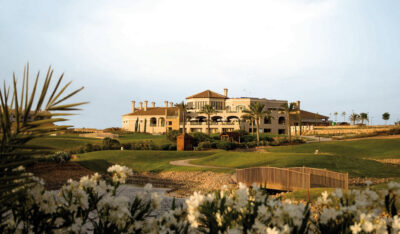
[{"x1": 0, "y1": 64, "x2": 87, "y2": 213}]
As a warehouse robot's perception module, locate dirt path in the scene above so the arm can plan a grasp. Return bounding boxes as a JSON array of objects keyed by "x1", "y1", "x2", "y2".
[{"x1": 170, "y1": 158, "x2": 228, "y2": 169}]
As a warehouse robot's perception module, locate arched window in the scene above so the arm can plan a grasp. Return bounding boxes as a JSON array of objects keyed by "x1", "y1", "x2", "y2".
[
  {"x1": 159, "y1": 117, "x2": 165, "y2": 127},
  {"x1": 264, "y1": 117, "x2": 271, "y2": 124},
  {"x1": 278, "y1": 117, "x2": 285, "y2": 125},
  {"x1": 150, "y1": 117, "x2": 157, "y2": 126}
]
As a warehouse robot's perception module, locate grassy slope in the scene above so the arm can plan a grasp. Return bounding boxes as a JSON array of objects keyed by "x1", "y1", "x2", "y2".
[
  {"x1": 75, "y1": 150, "x2": 230, "y2": 173},
  {"x1": 28, "y1": 135, "x2": 101, "y2": 150},
  {"x1": 27, "y1": 133, "x2": 171, "y2": 150},
  {"x1": 192, "y1": 139, "x2": 400, "y2": 178}
]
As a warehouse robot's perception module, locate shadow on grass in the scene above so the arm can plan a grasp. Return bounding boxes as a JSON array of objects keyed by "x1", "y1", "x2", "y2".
[{"x1": 76, "y1": 159, "x2": 112, "y2": 174}]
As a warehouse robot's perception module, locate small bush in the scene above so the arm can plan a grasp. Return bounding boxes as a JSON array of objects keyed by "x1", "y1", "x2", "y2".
[
  {"x1": 216, "y1": 141, "x2": 237, "y2": 150},
  {"x1": 168, "y1": 144, "x2": 177, "y2": 150},
  {"x1": 84, "y1": 143, "x2": 93, "y2": 152},
  {"x1": 102, "y1": 137, "x2": 120, "y2": 150},
  {"x1": 166, "y1": 130, "x2": 181, "y2": 142},
  {"x1": 198, "y1": 141, "x2": 212, "y2": 150},
  {"x1": 242, "y1": 135, "x2": 256, "y2": 142},
  {"x1": 160, "y1": 144, "x2": 171, "y2": 150},
  {"x1": 190, "y1": 132, "x2": 211, "y2": 146},
  {"x1": 50, "y1": 151, "x2": 71, "y2": 164}
]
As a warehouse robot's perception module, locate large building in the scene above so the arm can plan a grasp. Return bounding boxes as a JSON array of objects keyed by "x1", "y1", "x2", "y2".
[{"x1": 121, "y1": 89, "x2": 329, "y2": 134}]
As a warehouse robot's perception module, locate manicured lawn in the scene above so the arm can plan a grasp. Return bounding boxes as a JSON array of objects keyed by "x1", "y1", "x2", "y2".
[
  {"x1": 192, "y1": 139, "x2": 400, "y2": 178},
  {"x1": 28, "y1": 135, "x2": 101, "y2": 150},
  {"x1": 119, "y1": 133, "x2": 171, "y2": 145},
  {"x1": 27, "y1": 133, "x2": 172, "y2": 150},
  {"x1": 75, "y1": 150, "x2": 230, "y2": 173}
]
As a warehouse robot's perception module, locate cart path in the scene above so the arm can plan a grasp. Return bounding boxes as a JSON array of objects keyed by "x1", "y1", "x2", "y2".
[{"x1": 169, "y1": 158, "x2": 229, "y2": 169}]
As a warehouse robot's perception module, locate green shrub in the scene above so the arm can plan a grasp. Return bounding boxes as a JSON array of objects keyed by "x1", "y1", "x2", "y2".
[
  {"x1": 160, "y1": 144, "x2": 171, "y2": 150},
  {"x1": 198, "y1": 141, "x2": 212, "y2": 150},
  {"x1": 50, "y1": 151, "x2": 71, "y2": 164},
  {"x1": 216, "y1": 141, "x2": 237, "y2": 150},
  {"x1": 84, "y1": 143, "x2": 93, "y2": 152},
  {"x1": 242, "y1": 135, "x2": 256, "y2": 142},
  {"x1": 102, "y1": 137, "x2": 120, "y2": 150},
  {"x1": 166, "y1": 130, "x2": 181, "y2": 142},
  {"x1": 190, "y1": 132, "x2": 211, "y2": 146},
  {"x1": 168, "y1": 144, "x2": 177, "y2": 150}
]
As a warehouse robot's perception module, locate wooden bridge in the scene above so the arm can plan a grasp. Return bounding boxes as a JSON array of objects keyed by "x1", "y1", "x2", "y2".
[{"x1": 236, "y1": 166, "x2": 348, "y2": 191}]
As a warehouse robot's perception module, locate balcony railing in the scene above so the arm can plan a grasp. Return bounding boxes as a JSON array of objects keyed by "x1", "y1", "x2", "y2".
[{"x1": 188, "y1": 122, "x2": 238, "y2": 126}]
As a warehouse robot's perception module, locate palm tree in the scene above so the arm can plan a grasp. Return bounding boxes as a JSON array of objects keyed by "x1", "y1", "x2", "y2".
[
  {"x1": 241, "y1": 114, "x2": 255, "y2": 135},
  {"x1": 334, "y1": 112, "x2": 338, "y2": 122},
  {"x1": 175, "y1": 101, "x2": 188, "y2": 134},
  {"x1": 242, "y1": 102, "x2": 270, "y2": 144},
  {"x1": 200, "y1": 104, "x2": 216, "y2": 135},
  {"x1": 349, "y1": 113, "x2": 360, "y2": 125},
  {"x1": 360, "y1": 113, "x2": 369, "y2": 125},
  {"x1": 279, "y1": 102, "x2": 297, "y2": 142},
  {"x1": 342, "y1": 111, "x2": 346, "y2": 122},
  {"x1": 382, "y1": 112, "x2": 390, "y2": 125},
  {"x1": 0, "y1": 65, "x2": 86, "y2": 214}
]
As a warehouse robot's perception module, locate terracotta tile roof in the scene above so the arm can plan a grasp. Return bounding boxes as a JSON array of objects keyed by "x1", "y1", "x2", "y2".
[
  {"x1": 290, "y1": 110, "x2": 329, "y2": 120},
  {"x1": 186, "y1": 90, "x2": 226, "y2": 99},
  {"x1": 123, "y1": 107, "x2": 179, "y2": 116}
]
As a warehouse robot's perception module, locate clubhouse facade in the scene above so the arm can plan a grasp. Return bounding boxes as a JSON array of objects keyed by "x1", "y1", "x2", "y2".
[{"x1": 121, "y1": 89, "x2": 329, "y2": 135}]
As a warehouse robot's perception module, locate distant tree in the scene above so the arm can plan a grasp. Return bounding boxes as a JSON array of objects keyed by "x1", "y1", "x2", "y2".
[
  {"x1": 135, "y1": 118, "x2": 139, "y2": 132},
  {"x1": 382, "y1": 112, "x2": 390, "y2": 125},
  {"x1": 200, "y1": 105, "x2": 216, "y2": 135},
  {"x1": 280, "y1": 102, "x2": 298, "y2": 142},
  {"x1": 342, "y1": 111, "x2": 346, "y2": 122},
  {"x1": 360, "y1": 113, "x2": 369, "y2": 125},
  {"x1": 175, "y1": 101, "x2": 188, "y2": 134},
  {"x1": 243, "y1": 102, "x2": 271, "y2": 144},
  {"x1": 241, "y1": 114, "x2": 255, "y2": 136},
  {"x1": 334, "y1": 112, "x2": 338, "y2": 122},
  {"x1": 349, "y1": 113, "x2": 360, "y2": 125}
]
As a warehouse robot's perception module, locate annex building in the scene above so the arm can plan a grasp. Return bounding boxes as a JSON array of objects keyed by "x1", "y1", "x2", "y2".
[{"x1": 121, "y1": 89, "x2": 329, "y2": 135}]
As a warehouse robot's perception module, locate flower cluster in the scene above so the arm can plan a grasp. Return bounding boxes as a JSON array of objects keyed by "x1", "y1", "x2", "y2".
[
  {"x1": 2, "y1": 165, "x2": 400, "y2": 233},
  {"x1": 107, "y1": 164, "x2": 133, "y2": 184}
]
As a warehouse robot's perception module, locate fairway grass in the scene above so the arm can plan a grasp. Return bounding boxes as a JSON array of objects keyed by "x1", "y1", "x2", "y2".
[
  {"x1": 192, "y1": 138, "x2": 400, "y2": 178},
  {"x1": 75, "y1": 150, "x2": 232, "y2": 173}
]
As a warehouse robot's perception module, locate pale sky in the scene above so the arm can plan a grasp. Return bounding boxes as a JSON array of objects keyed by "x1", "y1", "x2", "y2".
[{"x1": 0, "y1": 0, "x2": 399, "y2": 128}]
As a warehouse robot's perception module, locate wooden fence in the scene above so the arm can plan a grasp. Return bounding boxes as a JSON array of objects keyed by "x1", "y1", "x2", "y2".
[{"x1": 236, "y1": 166, "x2": 348, "y2": 191}]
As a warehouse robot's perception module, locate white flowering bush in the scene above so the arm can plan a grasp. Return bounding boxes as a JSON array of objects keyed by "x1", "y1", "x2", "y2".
[{"x1": 1, "y1": 165, "x2": 400, "y2": 234}]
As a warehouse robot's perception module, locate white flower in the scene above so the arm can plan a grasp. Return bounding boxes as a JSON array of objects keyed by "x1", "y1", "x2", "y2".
[
  {"x1": 236, "y1": 183, "x2": 249, "y2": 209},
  {"x1": 227, "y1": 228, "x2": 242, "y2": 234},
  {"x1": 144, "y1": 183, "x2": 153, "y2": 192},
  {"x1": 316, "y1": 190, "x2": 332, "y2": 205},
  {"x1": 185, "y1": 192, "x2": 204, "y2": 228},
  {"x1": 216, "y1": 212, "x2": 223, "y2": 227},
  {"x1": 350, "y1": 222, "x2": 362, "y2": 234},
  {"x1": 266, "y1": 227, "x2": 280, "y2": 234},
  {"x1": 388, "y1": 181, "x2": 400, "y2": 190},
  {"x1": 107, "y1": 165, "x2": 133, "y2": 184},
  {"x1": 12, "y1": 165, "x2": 25, "y2": 172},
  {"x1": 365, "y1": 180, "x2": 373, "y2": 187},
  {"x1": 151, "y1": 192, "x2": 162, "y2": 209},
  {"x1": 320, "y1": 208, "x2": 341, "y2": 224},
  {"x1": 392, "y1": 216, "x2": 400, "y2": 230}
]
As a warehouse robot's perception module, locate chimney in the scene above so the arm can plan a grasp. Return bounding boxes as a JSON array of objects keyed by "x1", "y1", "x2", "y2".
[
  {"x1": 296, "y1": 100, "x2": 301, "y2": 109},
  {"x1": 139, "y1": 102, "x2": 143, "y2": 110},
  {"x1": 169, "y1": 102, "x2": 173, "y2": 108},
  {"x1": 164, "y1": 101, "x2": 168, "y2": 107},
  {"x1": 151, "y1": 102, "x2": 155, "y2": 108},
  {"x1": 131, "y1": 101, "x2": 136, "y2": 113},
  {"x1": 144, "y1": 101, "x2": 148, "y2": 111},
  {"x1": 224, "y1": 88, "x2": 228, "y2": 97}
]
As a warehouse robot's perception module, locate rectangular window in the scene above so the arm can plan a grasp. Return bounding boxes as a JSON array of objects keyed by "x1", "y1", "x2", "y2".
[
  {"x1": 264, "y1": 129, "x2": 271, "y2": 133},
  {"x1": 168, "y1": 121, "x2": 172, "y2": 125}
]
